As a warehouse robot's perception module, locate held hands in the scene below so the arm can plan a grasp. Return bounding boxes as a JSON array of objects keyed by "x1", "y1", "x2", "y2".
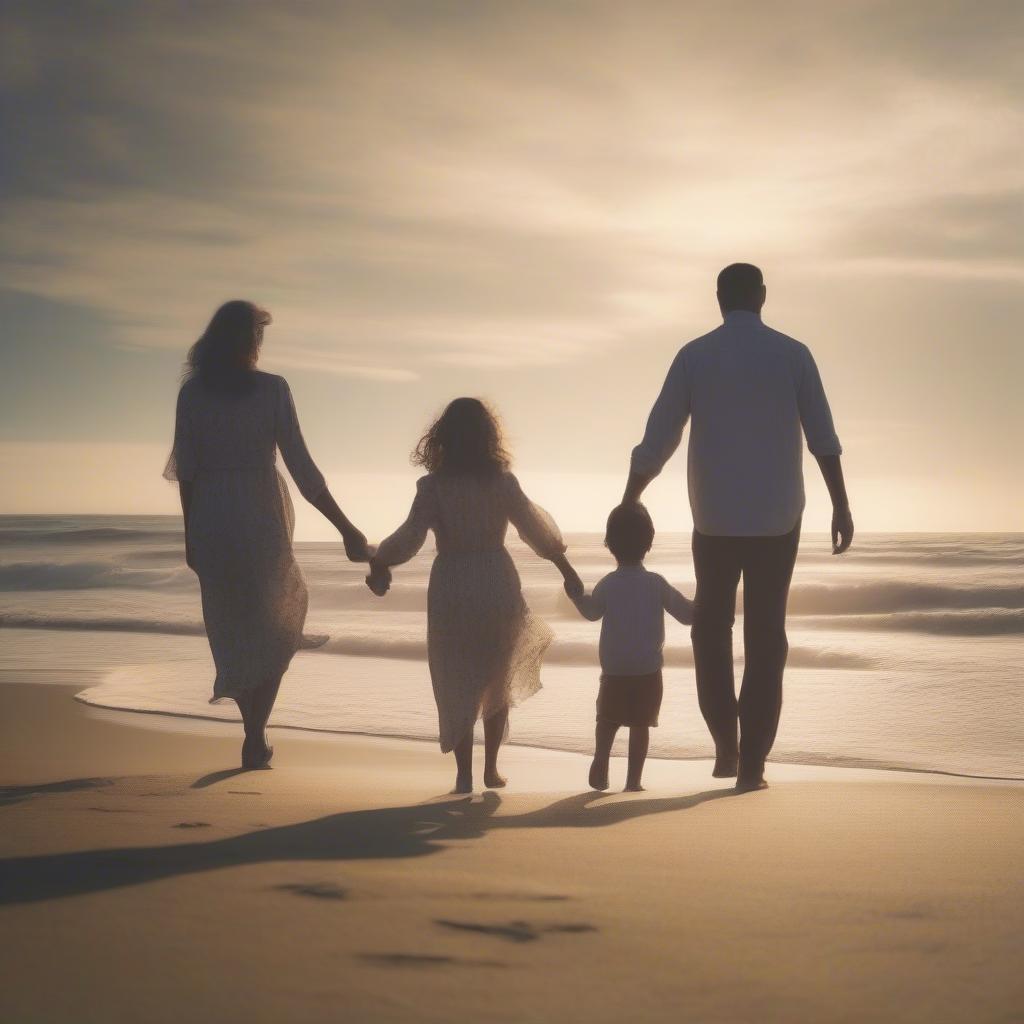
[
  {"x1": 562, "y1": 567, "x2": 584, "y2": 601},
  {"x1": 831, "y1": 505, "x2": 854, "y2": 555},
  {"x1": 342, "y1": 527, "x2": 371, "y2": 563},
  {"x1": 365, "y1": 560, "x2": 392, "y2": 597}
]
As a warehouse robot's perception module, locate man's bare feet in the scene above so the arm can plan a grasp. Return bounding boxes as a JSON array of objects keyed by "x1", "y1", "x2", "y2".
[
  {"x1": 624, "y1": 781, "x2": 645, "y2": 792},
  {"x1": 735, "y1": 775, "x2": 768, "y2": 793},
  {"x1": 588, "y1": 759, "x2": 610, "y2": 791},
  {"x1": 483, "y1": 770, "x2": 507, "y2": 789},
  {"x1": 712, "y1": 753, "x2": 738, "y2": 778},
  {"x1": 452, "y1": 773, "x2": 474, "y2": 795}
]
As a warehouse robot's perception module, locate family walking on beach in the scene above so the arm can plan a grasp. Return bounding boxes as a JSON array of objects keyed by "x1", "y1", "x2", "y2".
[{"x1": 166, "y1": 264, "x2": 853, "y2": 795}]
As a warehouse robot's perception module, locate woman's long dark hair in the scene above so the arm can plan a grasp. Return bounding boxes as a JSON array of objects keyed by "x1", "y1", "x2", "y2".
[
  {"x1": 184, "y1": 300, "x2": 270, "y2": 393},
  {"x1": 412, "y1": 397, "x2": 511, "y2": 476}
]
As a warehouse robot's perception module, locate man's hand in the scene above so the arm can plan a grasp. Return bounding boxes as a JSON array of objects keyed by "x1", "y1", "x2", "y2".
[
  {"x1": 622, "y1": 468, "x2": 654, "y2": 506},
  {"x1": 831, "y1": 505, "x2": 854, "y2": 555},
  {"x1": 563, "y1": 573, "x2": 584, "y2": 601}
]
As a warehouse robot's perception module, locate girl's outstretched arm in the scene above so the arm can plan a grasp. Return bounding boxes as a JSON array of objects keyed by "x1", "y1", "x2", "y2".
[
  {"x1": 552, "y1": 552, "x2": 584, "y2": 599},
  {"x1": 367, "y1": 476, "x2": 436, "y2": 597},
  {"x1": 505, "y1": 473, "x2": 580, "y2": 592}
]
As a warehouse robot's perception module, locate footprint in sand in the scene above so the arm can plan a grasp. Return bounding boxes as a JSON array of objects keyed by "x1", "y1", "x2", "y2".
[
  {"x1": 434, "y1": 919, "x2": 597, "y2": 943},
  {"x1": 0, "y1": 778, "x2": 113, "y2": 807},
  {"x1": 467, "y1": 891, "x2": 571, "y2": 903},
  {"x1": 357, "y1": 953, "x2": 506, "y2": 969},
  {"x1": 172, "y1": 821, "x2": 212, "y2": 829},
  {"x1": 273, "y1": 882, "x2": 348, "y2": 901}
]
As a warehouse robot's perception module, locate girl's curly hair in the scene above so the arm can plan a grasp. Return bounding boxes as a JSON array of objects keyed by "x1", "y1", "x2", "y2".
[{"x1": 412, "y1": 397, "x2": 511, "y2": 476}]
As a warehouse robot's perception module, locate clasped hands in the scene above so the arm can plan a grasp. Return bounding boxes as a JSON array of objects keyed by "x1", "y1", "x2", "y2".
[{"x1": 365, "y1": 559, "x2": 391, "y2": 597}]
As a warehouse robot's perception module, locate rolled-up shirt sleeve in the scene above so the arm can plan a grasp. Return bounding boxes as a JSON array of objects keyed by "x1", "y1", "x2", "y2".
[
  {"x1": 276, "y1": 377, "x2": 327, "y2": 501},
  {"x1": 797, "y1": 346, "x2": 842, "y2": 456},
  {"x1": 630, "y1": 349, "x2": 691, "y2": 478}
]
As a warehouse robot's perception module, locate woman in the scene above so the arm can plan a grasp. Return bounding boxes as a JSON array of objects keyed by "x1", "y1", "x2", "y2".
[
  {"x1": 367, "y1": 398, "x2": 581, "y2": 793},
  {"x1": 165, "y1": 300, "x2": 368, "y2": 769}
]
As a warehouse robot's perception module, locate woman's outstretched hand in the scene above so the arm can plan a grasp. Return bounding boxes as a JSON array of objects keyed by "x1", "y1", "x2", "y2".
[{"x1": 342, "y1": 527, "x2": 371, "y2": 562}]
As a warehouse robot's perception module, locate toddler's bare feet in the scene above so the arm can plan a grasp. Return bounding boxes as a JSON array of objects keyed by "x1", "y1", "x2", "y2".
[
  {"x1": 588, "y1": 759, "x2": 610, "y2": 791},
  {"x1": 452, "y1": 772, "x2": 474, "y2": 795},
  {"x1": 624, "y1": 781, "x2": 645, "y2": 792},
  {"x1": 483, "y1": 770, "x2": 507, "y2": 789}
]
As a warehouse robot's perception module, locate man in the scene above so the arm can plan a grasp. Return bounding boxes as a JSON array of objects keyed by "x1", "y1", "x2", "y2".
[{"x1": 623, "y1": 263, "x2": 852, "y2": 792}]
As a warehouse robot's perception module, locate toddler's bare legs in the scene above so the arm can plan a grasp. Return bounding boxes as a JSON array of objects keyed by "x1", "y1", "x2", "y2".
[
  {"x1": 483, "y1": 706, "x2": 509, "y2": 788},
  {"x1": 453, "y1": 731, "x2": 474, "y2": 794},
  {"x1": 625, "y1": 726, "x2": 650, "y2": 791},
  {"x1": 590, "y1": 721, "x2": 617, "y2": 790}
]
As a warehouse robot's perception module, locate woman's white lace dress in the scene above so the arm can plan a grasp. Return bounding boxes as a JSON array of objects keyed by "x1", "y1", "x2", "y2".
[
  {"x1": 375, "y1": 472, "x2": 565, "y2": 752},
  {"x1": 164, "y1": 372, "x2": 326, "y2": 701}
]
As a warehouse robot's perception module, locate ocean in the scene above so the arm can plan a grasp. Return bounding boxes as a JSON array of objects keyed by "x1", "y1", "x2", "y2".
[{"x1": 1, "y1": 515, "x2": 1021, "y2": 779}]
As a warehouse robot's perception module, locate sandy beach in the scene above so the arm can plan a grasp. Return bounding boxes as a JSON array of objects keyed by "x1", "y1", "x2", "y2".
[{"x1": 1, "y1": 680, "x2": 1021, "y2": 1024}]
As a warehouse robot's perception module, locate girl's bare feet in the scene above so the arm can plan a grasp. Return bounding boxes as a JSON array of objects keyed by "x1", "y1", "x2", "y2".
[
  {"x1": 589, "y1": 759, "x2": 610, "y2": 791},
  {"x1": 483, "y1": 770, "x2": 507, "y2": 789},
  {"x1": 452, "y1": 772, "x2": 474, "y2": 794}
]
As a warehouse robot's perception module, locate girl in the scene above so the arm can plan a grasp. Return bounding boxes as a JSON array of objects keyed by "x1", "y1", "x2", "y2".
[{"x1": 367, "y1": 398, "x2": 580, "y2": 793}]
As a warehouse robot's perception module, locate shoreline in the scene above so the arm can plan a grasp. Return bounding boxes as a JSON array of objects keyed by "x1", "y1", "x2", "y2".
[{"x1": 69, "y1": 686, "x2": 1024, "y2": 786}]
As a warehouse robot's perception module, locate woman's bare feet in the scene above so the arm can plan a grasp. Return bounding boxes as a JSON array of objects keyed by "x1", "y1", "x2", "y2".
[
  {"x1": 241, "y1": 735, "x2": 274, "y2": 770},
  {"x1": 483, "y1": 769, "x2": 507, "y2": 789},
  {"x1": 452, "y1": 772, "x2": 474, "y2": 794},
  {"x1": 589, "y1": 758, "x2": 610, "y2": 791}
]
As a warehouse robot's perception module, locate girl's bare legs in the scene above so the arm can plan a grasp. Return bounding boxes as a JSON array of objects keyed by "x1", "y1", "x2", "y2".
[
  {"x1": 483, "y1": 706, "x2": 509, "y2": 789},
  {"x1": 625, "y1": 726, "x2": 650, "y2": 791},
  {"x1": 453, "y1": 730, "x2": 474, "y2": 794},
  {"x1": 590, "y1": 721, "x2": 618, "y2": 791}
]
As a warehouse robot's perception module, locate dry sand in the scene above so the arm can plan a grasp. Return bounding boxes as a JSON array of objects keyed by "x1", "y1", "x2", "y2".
[{"x1": 1, "y1": 681, "x2": 1021, "y2": 1023}]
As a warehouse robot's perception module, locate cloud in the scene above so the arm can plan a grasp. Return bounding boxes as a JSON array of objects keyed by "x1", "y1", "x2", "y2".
[{"x1": 2, "y1": 0, "x2": 1021, "y2": 383}]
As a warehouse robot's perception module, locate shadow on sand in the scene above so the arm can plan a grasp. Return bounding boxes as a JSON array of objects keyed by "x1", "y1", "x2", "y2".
[{"x1": 0, "y1": 788, "x2": 735, "y2": 906}]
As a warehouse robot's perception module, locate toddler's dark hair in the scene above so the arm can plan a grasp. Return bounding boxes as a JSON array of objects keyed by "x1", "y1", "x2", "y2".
[{"x1": 605, "y1": 503, "x2": 655, "y2": 563}]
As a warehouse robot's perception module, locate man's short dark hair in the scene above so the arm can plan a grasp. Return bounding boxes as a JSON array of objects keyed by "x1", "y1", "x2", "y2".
[
  {"x1": 605, "y1": 503, "x2": 655, "y2": 563},
  {"x1": 716, "y1": 263, "x2": 764, "y2": 311}
]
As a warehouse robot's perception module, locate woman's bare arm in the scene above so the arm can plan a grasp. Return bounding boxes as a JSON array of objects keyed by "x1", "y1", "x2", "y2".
[{"x1": 308, "y1": 488, "x2": 370, "y2": 562}]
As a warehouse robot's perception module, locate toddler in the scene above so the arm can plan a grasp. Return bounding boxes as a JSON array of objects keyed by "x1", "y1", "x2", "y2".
[{"x1": 568, "y1": 503, "x2": 692, "y2": 791}]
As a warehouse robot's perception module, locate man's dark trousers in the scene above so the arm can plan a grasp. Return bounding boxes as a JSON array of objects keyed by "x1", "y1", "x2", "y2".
[{"x1": 690, "y1": 520, "x2": 801, "y2": 772}]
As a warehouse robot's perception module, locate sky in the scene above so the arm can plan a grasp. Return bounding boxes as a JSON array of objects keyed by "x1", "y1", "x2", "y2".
[{"x1": 1, "y1": 0, "x2": 1022, "y2": 537}]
